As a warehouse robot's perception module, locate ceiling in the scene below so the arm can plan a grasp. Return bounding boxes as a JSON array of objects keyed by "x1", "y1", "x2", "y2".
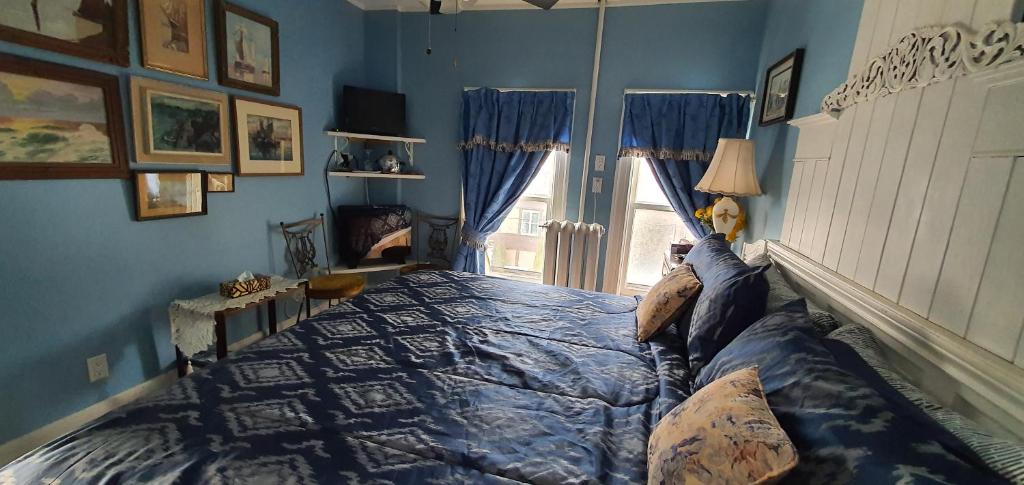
[{"x1": 347, "y1": 0, "x2": 743, "y2": 13}]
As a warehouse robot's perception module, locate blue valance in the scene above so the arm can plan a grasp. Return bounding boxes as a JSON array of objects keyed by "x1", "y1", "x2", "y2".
[
  {"x1": 619, "y1": 93, "x2": 751, "y2": 161},
  {"x1": 459, "y1": 88, "x2": 575, "y2": 153}
]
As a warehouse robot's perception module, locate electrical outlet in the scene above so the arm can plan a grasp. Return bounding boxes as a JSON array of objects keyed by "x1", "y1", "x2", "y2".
[
  {"x1": 594, "y1": 155, "x2": 606, "y2": 171},
  {"x1": 592, "y1": 177, "x2": 603, "y2": 194},
  {"x1": 87, "y1": 354, "x2": 109, "y2": 383}
]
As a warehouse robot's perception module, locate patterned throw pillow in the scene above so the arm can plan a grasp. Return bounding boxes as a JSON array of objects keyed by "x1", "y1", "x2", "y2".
[
  {"x1": 637, "y1": 263, "x2": 702, "y2": 342},
  {"x1": 648, "y1": 366, "x2": 798, "y2": 485}
]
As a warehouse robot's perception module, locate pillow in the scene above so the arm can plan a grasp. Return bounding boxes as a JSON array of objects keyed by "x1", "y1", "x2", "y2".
[
  {"x1": 684, "y1": 233, "x2": 751, "y2": 290},
  {"x1": 636, "y1": 263, "x2": 702, "y2": 342},
  {"x1": 696, "y1": 311, "x2": 1008, "y2": 484},
  {"x1": 687, "y1": 264, "x2": 769, "y2": 374},
  {"x1": 827, "y1": 324, "x2": 1024, "y2": 484},
  {"x1": 647, "y1": 367, "x2": 798, "y2": 485}
]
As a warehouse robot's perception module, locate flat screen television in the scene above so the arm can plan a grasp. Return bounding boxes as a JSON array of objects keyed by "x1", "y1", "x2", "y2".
[{"x1": 341, "y1": 86, "x2": 407, "y2": 137}]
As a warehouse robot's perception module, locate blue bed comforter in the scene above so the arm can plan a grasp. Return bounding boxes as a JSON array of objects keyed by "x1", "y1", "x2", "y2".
[{"x1": 2, "y1": 271, "x2": 690, "y2": 484}]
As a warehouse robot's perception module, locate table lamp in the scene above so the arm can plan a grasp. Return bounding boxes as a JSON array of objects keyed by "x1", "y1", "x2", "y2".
[{"x1": 694, "y1": 138, "x2": 762, "y2": 241}]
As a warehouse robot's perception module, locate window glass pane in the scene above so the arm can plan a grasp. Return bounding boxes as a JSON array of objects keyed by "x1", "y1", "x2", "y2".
[
  {"x1": 522, "y1": 152, "x2": 556, "y2": 198},
  {"x1": 488, "y1": 154, "x2": 561, "y2": 283},
  {"x1": 625, "y1": 208, "x2": 690, "y2": 288},
  {"x1": 634, "y1": 159, "x2": 673, "y2": 206}
]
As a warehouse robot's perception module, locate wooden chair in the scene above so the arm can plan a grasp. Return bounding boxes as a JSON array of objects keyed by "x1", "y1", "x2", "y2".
[
  {"x1": 400, "y1": 212, "x2": 459, "y2": 274},
  {"x1": 281, "y1": 214, "x2": 365, "y2": 318}
]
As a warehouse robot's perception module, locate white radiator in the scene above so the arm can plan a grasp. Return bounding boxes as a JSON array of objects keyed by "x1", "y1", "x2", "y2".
[{"x1": 541, "y1": 221, "x2": 605, "y2": 291}]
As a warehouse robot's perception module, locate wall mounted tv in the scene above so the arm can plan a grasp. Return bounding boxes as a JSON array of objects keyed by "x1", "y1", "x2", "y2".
[{"x1": 341, "y1": 86, "x2": 407, "y2": 137}]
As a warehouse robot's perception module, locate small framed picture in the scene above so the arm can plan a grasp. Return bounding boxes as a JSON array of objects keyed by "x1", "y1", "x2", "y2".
[
  {"x1": 138, "y1": 0, "x2": 208, "y2": 79},
  {"x1": 232, "y1": 97, "x2": 303, "y2": 176},
  {"x1": 216, "y1": 1, "x2": 280, "y2": 96},
  {"x1": 207, "y1": 172, "x2": 235, "y2": 192},
  {"x1": 132, "y1": 170, "x2": 207, "y2": 221},
  {"x1": 759, "y1": 49, "x2": 804, "y2": 126},
  {"x1": 130, "y1": 76, "x2": 231, "y2": 166},
  {"x1": 0, "y1": 53, "x2": 128, "y2": 180}
]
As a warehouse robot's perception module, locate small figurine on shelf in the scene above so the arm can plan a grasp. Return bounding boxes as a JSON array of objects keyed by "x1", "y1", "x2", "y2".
[
  {"x1": 378, "y1": 150, "x2": 401, "y2": 174},
  {"x1": 328, "y1": 150, "x2": 353, "y2": 172}
]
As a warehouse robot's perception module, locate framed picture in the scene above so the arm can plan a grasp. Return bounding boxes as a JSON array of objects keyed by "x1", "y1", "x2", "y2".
[
  {"x1": 207, "y1": 172, "x2": 234, "y2": 192},
  {"x1": 130, "y1": 76, "x2": 231, "y2": 165},
  {"x1": 216, "y1": 1, "x2": 280, "y2": 96},
  {"x1": 759, "y1": 49, "x2": 804, "y2": 126},
  {"x1": 138, "y1": 0, "x2": 208, "y2": 79},
  {"x1": 0, "y1": 0, "x2": 129, "y2": 66},
  {"x1": 232, "y1": 97, "x2": 303, "y2": 176},
  {"x1": 0, "y1": 53, "x2": 128, "y2": 180},
  {"x1": 132, "y1": 170, "x2": 207, "y2": 221}
]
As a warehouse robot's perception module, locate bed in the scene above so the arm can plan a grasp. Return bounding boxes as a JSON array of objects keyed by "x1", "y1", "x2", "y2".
[{"x1": 1, "y1": 271, "x2": 690, "y2": 484}]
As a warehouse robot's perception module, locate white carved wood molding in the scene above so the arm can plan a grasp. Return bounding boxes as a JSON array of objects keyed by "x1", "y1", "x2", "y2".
[{"x1": 822, "y1": 22, "x2": 1024, "y2": 115}]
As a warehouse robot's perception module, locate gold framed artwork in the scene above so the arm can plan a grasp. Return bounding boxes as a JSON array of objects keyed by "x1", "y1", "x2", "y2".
[
  {"x1": 0, "y1": 52, "x2": 128, "y2": 180},
  {"x1": 130, "y1": 76, "x2": 231, "y2": 165},
  {"x1": 207, "y1": 172, "x2": 234, "y2": 192},
  {"x1": 216, "y1": 1, "x2": 280, "y2": 96},
  {"x1": 138, "y1": 0, "x2": 208, "y2": 79},
  {"x1": 232, "y1": 97, "x2": 303, "y2": 176},
  {"x1": 0, "y1": 0, "x2": 129, "y2": 66},
  {"x1": 132, "y1": 170, "x2": 207, "y2": 221}
]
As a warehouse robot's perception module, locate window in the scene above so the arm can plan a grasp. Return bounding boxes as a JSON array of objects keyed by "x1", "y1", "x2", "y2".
[
  {"x1": 486, "y1": 151, "x2": 568, "y2": 282},
  {"x1": 605, "y1": 158, "x2": 694, "y2": 296}
]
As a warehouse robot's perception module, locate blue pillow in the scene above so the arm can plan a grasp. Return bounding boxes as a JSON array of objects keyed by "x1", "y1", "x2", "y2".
[
  {"x1": 686, "y1": 264, "x2": 769, "y2": 374},
  {"x1": 696, "y1": 311, "x2": 1007, "y2": 484},
  {"x1": 684, "y1": 233, "x2": 750, "y2": 290}
]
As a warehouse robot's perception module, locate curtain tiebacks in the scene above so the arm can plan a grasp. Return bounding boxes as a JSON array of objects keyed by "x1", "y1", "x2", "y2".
[{"x1": 461, "y1": 228, "x2": 490, "y2": 251}]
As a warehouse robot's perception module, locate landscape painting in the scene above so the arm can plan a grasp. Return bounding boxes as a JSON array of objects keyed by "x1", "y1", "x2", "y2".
[
  {"x1": 233, "y1": 97, "x2": 302, "y2": 176},
  {"x1": 133, "y1": 170, "x2": 207, "y2": 220},
  {"x1": 138, "y1": 0, "x2": 207, "y2": 79},
  {"x1": 130, "y1": 76, "x2": 230, "y2": 165},
  {"x1": 217, "y1": 2, "x2": 279, "y2": 96},
  {"x1": 0, "y1": 53, "x2": 127, "y2": 180},
  {"x1": 247, "y1": 114, "x2": 292, "y2": 161},
  {"x1": 0, "y1": 0, "x2": 129, "y2": 65}
]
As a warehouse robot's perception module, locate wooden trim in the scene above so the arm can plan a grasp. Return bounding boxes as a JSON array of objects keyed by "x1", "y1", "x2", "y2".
[
  {"x1": 215, "y1": 0, "x2": 281, "y2": 97},
  {"x1": 231, "y1": 96, "x2": 304, "y2": 176},
  {"x1": 0, "y1": 53, "x2": 129, "y2": 180},
  {"x1": 762, "y1": 240, "x2": 1024, "y2": 439},
  {"x1": 0, "y1": 0, "x2": 129, "y2": 66}
]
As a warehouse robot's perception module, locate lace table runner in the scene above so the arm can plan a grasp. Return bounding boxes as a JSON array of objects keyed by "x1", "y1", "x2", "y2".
[{"x1": 169, "y1": 275, "x2": 305, "y2": 357}]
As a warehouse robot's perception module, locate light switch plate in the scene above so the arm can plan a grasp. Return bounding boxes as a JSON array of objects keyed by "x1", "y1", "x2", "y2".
[
  {"x1": 87, "y1": 354, "x2": 109, "y2": 382},
  {"x1": 592, "y1": 177, "x2": 603, "y2": 194},
  {"x1": 594, "y1": 155, "x2": 606, "y2": 171}
]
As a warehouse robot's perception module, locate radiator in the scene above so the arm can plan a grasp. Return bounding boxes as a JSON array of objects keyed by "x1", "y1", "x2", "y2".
[{"x1": 541, "y1": 221, "x2": 605, "y2": 291}]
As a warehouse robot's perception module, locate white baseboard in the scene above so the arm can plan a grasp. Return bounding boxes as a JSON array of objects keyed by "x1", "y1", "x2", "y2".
[{"x1": 0, "y1": 302, "x2": 329, "y2": 467}]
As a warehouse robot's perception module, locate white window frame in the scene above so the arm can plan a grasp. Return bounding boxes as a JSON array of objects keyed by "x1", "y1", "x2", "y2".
[{"x1": 519, "y1": 209, "x2": 542, "y2": 236}]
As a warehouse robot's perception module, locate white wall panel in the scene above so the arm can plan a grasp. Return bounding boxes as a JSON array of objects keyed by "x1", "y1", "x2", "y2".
[
  {"x1": 780, "y1": 161, "x2": 804, "y2": 246},
  {"x1": 789, "y1": 162, "x2": 816, "y2": 250},
  {"x1": 810, "y1": 111, "x2": 857, "y2": 262},
  {"x1": 823, "y1": 104, "x2": 873, "y2": 270},
  {"x1": 974, "y1": 76, "x2": 1024, "y2": 158},
  {"x1": 798, "y1": 161, "x2": 828, "y2": 254},
  {"x1": 929, "y1": 157, "x2": 1013, "y2": 335},
  {"x1": 969, "y1": 159, "x2": 1024, "y2": 360}
]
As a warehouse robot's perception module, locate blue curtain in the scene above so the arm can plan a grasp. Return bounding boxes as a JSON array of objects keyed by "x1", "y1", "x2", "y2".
[
  {"x1": 453, "y1": 88, "x2": 575, "y2": 273},
  {"x1": 619, "y1": 93, "x2": 751, "y2": 238}
]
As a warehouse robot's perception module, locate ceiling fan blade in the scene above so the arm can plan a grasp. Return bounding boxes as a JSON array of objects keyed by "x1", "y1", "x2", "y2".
[
  {"x1": 429, "y1": 0, "x2": 442, "y2": 14},
  {"x1": 522, "y1": 0, "x2": 559, "y2": 9}
]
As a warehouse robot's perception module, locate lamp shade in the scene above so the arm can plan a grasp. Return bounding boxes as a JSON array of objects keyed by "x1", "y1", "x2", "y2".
[{"x1": 694, "y1": 138, "x2": 762, "y2": 197}]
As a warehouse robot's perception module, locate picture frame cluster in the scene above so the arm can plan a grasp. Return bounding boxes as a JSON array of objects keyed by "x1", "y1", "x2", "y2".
[{"x1": 0, "y1": 0, "x2": 303, "y2": 221}]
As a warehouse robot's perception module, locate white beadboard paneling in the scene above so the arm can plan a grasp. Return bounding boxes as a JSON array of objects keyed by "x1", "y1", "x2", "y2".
[
  {"x1": 972, "y1": 0, "x2": 1018, "y2": 26},
  {"x1": 790, "y1": 114, "x2": 838, "y2": 161},
  {"x1": 780, "y1": 161, "x2": 805, "y2": 246},
  {"x1": 838, "y1": 95, "x2": 899, "y2": 278},
  {"x1": 855, "y1": 89, "x2": 923, "y2": 288},
  {"x1": 1018, "y1": 327, "x2": 1024, "y2": 367},
  {"x1": 847, "y1": 0, "x2": 882, "y2": 76},
  {"x1": 899, "y1": 77, "x2": 988, "y2": 317},
  {"x1": 930, "y1": 157, "x2": 1013, "y2": 335},
  {"x1": 799, "y1": 161, "x2": 828, "y2": 254},
  {"x1": 789, "y1": 162, "x2": 816, "y2": 250},
  {"x1": 968, "y1": 158, "x2": 1024, "y2": 359},
  {"x1": 811, "y1": 111, "x2": 857, "y2": 262},
  {"x1": 823, "y1": 104, "x2": 874, "y2": 270},
  {"x1": 974, "y1": 74, "x2": 1024, "y2": 158}
]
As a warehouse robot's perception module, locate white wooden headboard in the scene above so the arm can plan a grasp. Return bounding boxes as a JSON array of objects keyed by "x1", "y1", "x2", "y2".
[{"x1": 770, "y1": 0, "x2": 1024, "y2": 440}]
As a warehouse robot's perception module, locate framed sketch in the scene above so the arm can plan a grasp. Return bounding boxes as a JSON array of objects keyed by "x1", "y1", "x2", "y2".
[
  {"x1": 207, "y1": 172, "x2": 234, "y2": 192},
  {"x1": 0, "y1": 53, "x2": 128, "y2": 180},
  {"x1": 138, "y1": 0, "x2": 208, "y2": 79},
  {"x1": 130, "y1": 76, "x2": 231, "y2": 165},
  {"x1": 0, "y1": 0, "x2": 129, "y2": 66},
  {"x1": 132, "y1": 170, "x2": 207, "y2": 221},
  {"x1": 759, "y1": 49, "x2": 804, "y2": 126},
  {"x1": 216, "y1": 1, "x2": 279, "y2": 96},
  {"x1": 232, "y1": 97, "x2": 303, "y2": 176}
]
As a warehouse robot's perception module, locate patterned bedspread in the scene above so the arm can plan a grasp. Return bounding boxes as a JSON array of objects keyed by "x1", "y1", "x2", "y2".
[{"x1": 2, "y1": 271, "x2": 690, "y2": 484}]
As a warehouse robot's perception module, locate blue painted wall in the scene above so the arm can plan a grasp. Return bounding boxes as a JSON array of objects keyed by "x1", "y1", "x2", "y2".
[
  {"x1": 743, "y1": 0, "x2": 864, "y2": 245},
  {"x1": 0, "y1": 0, "x2": 366, "y2": 443},
  {"x1": 366, "y1": 2, "x2": 768, "y2": 287}
]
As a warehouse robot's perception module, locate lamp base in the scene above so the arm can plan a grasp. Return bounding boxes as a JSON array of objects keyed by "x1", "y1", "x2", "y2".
[{"x1": 711, "y1": 196, "x2": 744, "y2": 241}]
